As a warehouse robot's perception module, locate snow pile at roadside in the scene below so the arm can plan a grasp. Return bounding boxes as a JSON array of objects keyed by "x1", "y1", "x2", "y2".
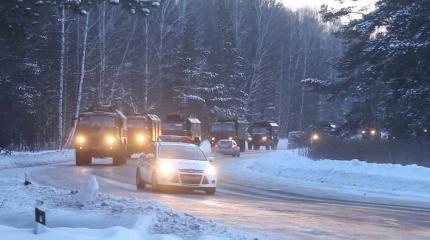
[
  {"x1": 0, "y1": 176, "x2": 255, "y2": 240},
  {"x1": 246, "y1": 150, "x2": 430, "y2": 200},
  {"x1": 0, "y1": 150, "x2": 73, "y2": 170}
]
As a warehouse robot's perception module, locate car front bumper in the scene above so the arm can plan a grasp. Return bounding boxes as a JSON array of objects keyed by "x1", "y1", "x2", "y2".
[{"x1": 156, "y1": 172, "x2": 217, "y2": 189}]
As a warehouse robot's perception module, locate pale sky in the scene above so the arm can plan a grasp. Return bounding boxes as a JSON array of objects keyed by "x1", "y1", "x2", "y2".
[{"x1": 280, "y1": 0, "x2": 376, "y2": 11}]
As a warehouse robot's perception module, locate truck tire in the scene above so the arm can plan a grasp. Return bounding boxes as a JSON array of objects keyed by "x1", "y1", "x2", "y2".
[
  {"x1": 254, "y1": 144, "x2": 260, "y2": 150},
  {"x1": 113, "y1": 148, "x2": 126, "y2": 166},
  {"x1": 265, "y1": 144, "x2": 271, "y2": 150},
  {"x1": 248, "y1": 143, "x2": 253, "y2": 150},
  {"x1": 239, "y1": 140, "x2": 245, "y2": 152},
  {"x1": 75, "y1": 150, "x2": 91, "y2": 166},
  {"x1": 205, "y1": 187, "x2": 216, "y2": 195},
  {"x1": 136, "y1": 168, "x2": 146, "y2": 189}
]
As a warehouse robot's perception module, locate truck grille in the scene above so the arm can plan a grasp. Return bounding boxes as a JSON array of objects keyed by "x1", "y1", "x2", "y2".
[{"x1": 180, "y1": 174, "x2": 202, "y2": 185}]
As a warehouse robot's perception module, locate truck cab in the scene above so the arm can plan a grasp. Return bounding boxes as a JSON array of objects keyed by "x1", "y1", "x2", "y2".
[
  {"x1": 126, "y1": 114, "x2": 161, "y2": 156},
  {"x1": 209, "y1": 120, "x2": 247, "y2": 152},
  {"x1": 161, "y1": 114, "x2": 202, "y2": 146},
  {"x1": 247, "y1": 121, "x2": 279, "y2": 150},
  {"x1": 73, "y1": 106, "x2": 127, "y2": 166}
]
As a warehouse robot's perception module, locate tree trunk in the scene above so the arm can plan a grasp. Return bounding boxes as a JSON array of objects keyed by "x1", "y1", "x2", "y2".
[
  {"x1": 58, "y1": 3, "x2": 66, "y2": 149},
  {"x1": 65, "y1": 12, "x2": 90, "y2": 147},
  {"x1": 98, "y1": 1, "x2": 106, "y2": 103},
  {"x1": 144, "y1": 18, "x2": 149, "y2": 111}
]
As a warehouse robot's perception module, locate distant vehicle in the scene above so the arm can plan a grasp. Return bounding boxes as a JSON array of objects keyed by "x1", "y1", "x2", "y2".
[
  {"x1": 126, "y1": 114, "x2": 161, "y2": 156},
  {"x1": 287, "y1": 131, "x2": 307, "y2": 149},
  {"x1": 158, "y1": 135, "x2": 194, "y2": 144},
  {"x1": 307, "y1": 121, "x2": 337, "y2": 145},
  {"x1": 73, "y1": 105, "x2": 127, "y2": 166},
  {"x1": 209, "y1": 119, "x2": 247, "y2": 152},
  {"x1": 136, "y1": 142, "x2": 217, "y2": 195},
  {"x1": 161, "y1": 114, "x2": 202, "y2": 145},
  {"x1": 359, "y1": 127, "x2": 381, "y2": 141},
  {"x1": 213, "y1": 139, "x2": 241, "y2": 157},
  {"x1": 247, "y1": 121, "x2": 279, "y2": 150}
]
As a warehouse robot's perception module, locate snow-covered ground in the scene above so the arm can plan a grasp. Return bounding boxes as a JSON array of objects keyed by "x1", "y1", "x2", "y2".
[
  {"x1": 0, "y1": 150, "x2": 74, "y2": 170},
  {"x1": 244, "y1": 150, "x2": 430, "y2": 203},
  {"x1": 0, "y1": 151, "x2": 255, "y2": 240}
]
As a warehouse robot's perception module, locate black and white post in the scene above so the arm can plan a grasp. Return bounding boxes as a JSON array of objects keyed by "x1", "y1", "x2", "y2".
[{"x1": 35, "y1": 200, "x2": 46, "y2": 234}]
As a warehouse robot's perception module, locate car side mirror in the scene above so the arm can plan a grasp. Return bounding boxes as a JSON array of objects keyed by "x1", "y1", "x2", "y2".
[{"x1": 208, "y1": 157, "x2": 215, "y2": 163}]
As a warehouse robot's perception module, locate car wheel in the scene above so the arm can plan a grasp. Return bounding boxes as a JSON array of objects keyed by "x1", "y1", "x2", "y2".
[
  {"x1": 136, "y1": 167, "x2": 146, "y2": 190},
  {"x1": 205, "y1": 188, "x2": 216, "y2": 195},
  {"x1": 152, "y1": 172, "x2": 159, "y2": 192},
  {"x1": 76, "y1": 151, "x2": 91, "y2": 166}
]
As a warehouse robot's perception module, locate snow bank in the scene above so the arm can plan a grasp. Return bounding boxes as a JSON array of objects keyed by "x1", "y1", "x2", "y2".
[
  {"x1": 0, "y1": 175, "x2": 254, "y2": 240},
  {"x1": 0, "y1": 150, "x2": 73, "y2": 170},
  {"x1": 246, "y1": 150, "x2": 430, "y2": 201}
]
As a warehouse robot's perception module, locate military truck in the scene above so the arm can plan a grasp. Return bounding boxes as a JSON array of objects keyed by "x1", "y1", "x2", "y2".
[
  {"x1": 209, "y1": 119, "x2": 247, "y2": 152},
  {"x1": 126, "y1": 114, "x2": 161, "y2": 156},
  {"x1": 161, "y1": 114, "x2": 202, "y2": 145},
  {"x1": 247, "y1": 121, "x2": 279, "y2": 150},
  {"x1": 73, "y1": 105, "x2": 127, "y2": 166}
]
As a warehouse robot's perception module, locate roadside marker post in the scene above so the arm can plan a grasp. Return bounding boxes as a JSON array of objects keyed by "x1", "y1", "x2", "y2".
[{"x1": 35, "y1": 200, "x2": 46, "y2": 234}]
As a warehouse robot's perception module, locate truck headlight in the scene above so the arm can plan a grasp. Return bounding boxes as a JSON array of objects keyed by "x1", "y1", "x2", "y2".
[
  {"x1": 312, "y1": 134, "x2": 320, "y2": 141},
  {"x1": 370, "y1": 130, "x2": 377, "y2": 135},
  {"x1": 205, "y1": 165, "x2": 216, "y2": 176},
  {"x1": 136, "y1": 134, "x2": 145, "y2": 143},
  {"x1": 158, "y1": 162, "x2": 175, "y2": 177},
  {"x1": 76, "y1": 135, "x2": 86, "y2": 145},
  {"x1": 211, "y1": 137, "x2": 216, "y2": 141},
  {"x1": 262, "y1": 136, "x2": 268, "y2": 141},
  {"x1": 248, "y1": 137, "x2": 252, "y2": 141},
  {"x1": 105, "y1": 135, "x2": 116, "y2": 145}
]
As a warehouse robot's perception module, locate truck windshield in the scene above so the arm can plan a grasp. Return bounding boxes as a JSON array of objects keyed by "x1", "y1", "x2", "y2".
[
  {"x1": 79, "y1": 115, "x2": 116, "y2": 128},
  {"x1": 127, "y1": 118, "x2": 146, "y2": 128},
  {"x1": 210, "y1": 123, "x2": 235, "y2": 133},
  {"x1": 159, "y1": 145, "x2": 206, "y2": 161},
  {"x1": 162, "y1": 123, "x2": 184, "y2": 131},
  {"x1": 252, "y1": 127, "x2": 269, "y2": 134}
]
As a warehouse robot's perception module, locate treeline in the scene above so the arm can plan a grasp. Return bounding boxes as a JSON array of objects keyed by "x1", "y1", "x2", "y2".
[
  {"x1": 308, "y1": 0, "x2": 430, "y2": 138},
  {"x1": 0, "y1": 0, "x2": 341, "y2": 150}
]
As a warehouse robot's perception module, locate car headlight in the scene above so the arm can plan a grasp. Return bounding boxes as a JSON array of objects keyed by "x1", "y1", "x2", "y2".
[
  {"x1": 262, "y1": 136, "x2": 268, "y2": 141},
  {"x1": 228, "y1": 137, "x2": 233, "y2": 140},
  {"x1": 105, "y1": 135, "x2": 116, "y2": 145},
  {"x1": 205, "y1": 165, "x2": 216, "y2": 176},
  {"x1": 370, "y1": 130, "x2": 377, "y2": 135},
  {"x1": 158, "y1": 162, "x2": 176, "y2": 177},
  {"x1": 211, "y1": 137, "x2": 216, "y2": 141},
  {"x1": 312, "y1": 134, "x2": 320, "y2": 141},
  {"x1": 136, "y1": 134, "x2": 145, "y2": 143},
  {"x1": 361, "y1": 130, "x2": 366, "y2": 134},
  {"x1": 76, "y1": 135, "x2": 86, "y2": 145}
]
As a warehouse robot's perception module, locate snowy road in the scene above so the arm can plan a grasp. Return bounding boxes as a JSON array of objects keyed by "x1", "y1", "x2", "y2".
[{"x1": 30, "y1": 151, "x2": 430, "y2": 240}]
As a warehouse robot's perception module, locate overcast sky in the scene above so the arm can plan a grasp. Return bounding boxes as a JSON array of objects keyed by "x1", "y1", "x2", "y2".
[{"x1": 280, "y1": 0, "x2": 376, "y2": 10}]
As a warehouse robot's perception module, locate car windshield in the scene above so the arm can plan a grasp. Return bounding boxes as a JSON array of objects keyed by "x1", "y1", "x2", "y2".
[
  {"x1": 210, "y1": 123, "x2": 235, "y2": 133},
  {"x1": 252, "y1": 127, "x2": 269, "y2": 134},
  {"x1": 79, "y1": 115, "x2": 116, "y2": 128},
  {"x1": 218, "y1": 140, "x2": 233, "y2": 146},
  {"x1": 162, "y1": 122, "x2": 184, "y2": 131},
  {"x1": 127, "y1": 118, "x2": 146, "y2": 128},
  {"x1": 158, "y1": 145, "x2": 206, "y2": 161}
]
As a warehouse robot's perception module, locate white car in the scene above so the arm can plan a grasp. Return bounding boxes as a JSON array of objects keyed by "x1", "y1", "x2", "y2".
[{"x1": 136, "y1": 142, "x2": 217, "y2": 195}]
